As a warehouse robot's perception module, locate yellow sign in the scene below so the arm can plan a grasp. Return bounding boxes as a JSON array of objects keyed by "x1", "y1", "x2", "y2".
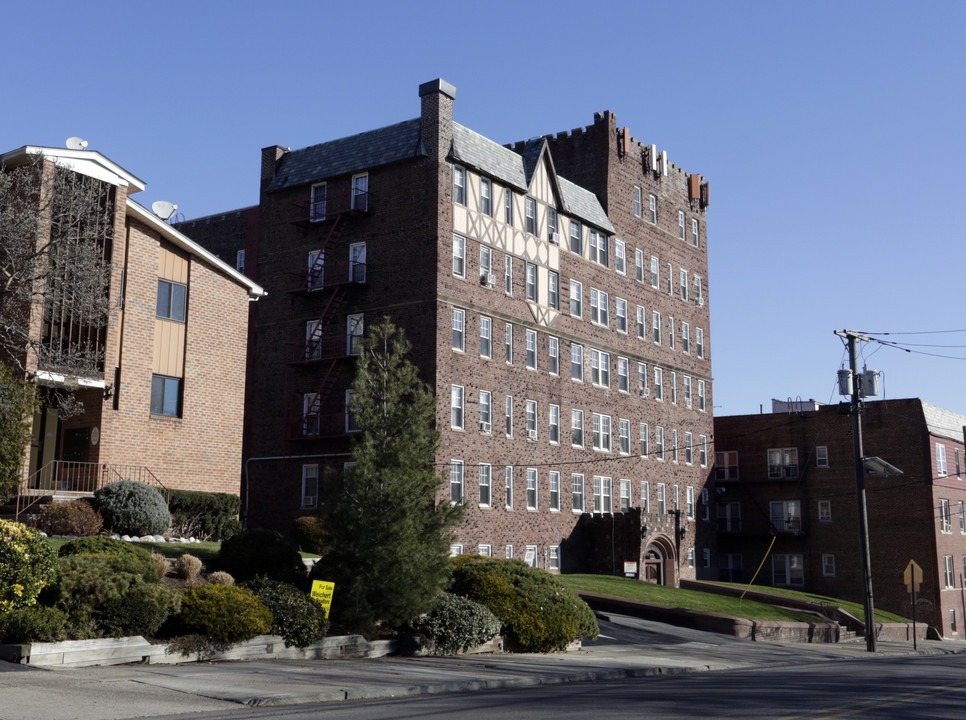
[
  {"x1": 310, "y1": 580, "x2": 335, "y2": 618},
  {"x1": 903, "y1": 560, "x2": 923, "y2": 593}
]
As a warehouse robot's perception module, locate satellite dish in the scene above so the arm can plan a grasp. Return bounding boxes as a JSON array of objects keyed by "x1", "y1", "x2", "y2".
[
  {"x1": 151, "y1": 201, "x2": 178, "y2": 220},
  {"x1": 65, "y1": 137, "x2": 88, "y2": 150}
]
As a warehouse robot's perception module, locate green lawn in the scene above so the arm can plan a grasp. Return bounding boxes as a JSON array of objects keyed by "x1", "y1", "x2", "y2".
[
  {"x1": 707, "y1": 581, "x2": 910, "y2": 624},
  {"x1": 559, "y1": 574, "x2": 907, "y2": 624}
]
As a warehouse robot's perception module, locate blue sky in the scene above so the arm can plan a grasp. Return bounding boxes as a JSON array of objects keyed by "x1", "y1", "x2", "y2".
[{"x1": 5, "y1": 1, "x2": 966, "y2": 418}]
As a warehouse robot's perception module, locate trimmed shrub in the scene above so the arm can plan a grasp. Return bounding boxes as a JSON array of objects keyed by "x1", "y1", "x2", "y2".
[
  {"x1": 0, "y1": 519, "x2": 58, "y2": 612},
  {"x1": 36, "y1": 499, "x2": 104, "y2": 536},
  {"x1": 244, "y1": 577, "x2": 329, "y2": 648},
  {"x1": 177, "y1": 585, "x2": 272, "y2": 644},
  {"x1": 0, "y1": 606, "x2": 70, "y2": 643},
  {"x1": 450, "y1": 556, "x2": 598, "y2": 653},
  {"x1": 93, "y1": 480, "x2": 170, "y2": 536},
  {"x1": 49, "y1": 554, "x2": 180, "y2": 637},
  {"x1": 290, "y1": 516, "x2": 326, "y2": 554},
  {"x1": 167, "y1": 490, "x2": 241, "y2": 541},
  {"x1": 406, "y1": 592, "x2": 501, "y2": 655},
  {"x1": 59, "y1": 536, "x2": 158, "y2": 582},
  {"x1": 151, "y1": 552, "x2": 171, "y2": 579},
  {"x1": 206, "y1": 571, "x2": 235, "y2": 586},
  {"x1": 219, "y1": 528, "x2": 306, "y2": 585},
  {"x1": 175, "y1": 554, "x2": 203, "y2": 583}
]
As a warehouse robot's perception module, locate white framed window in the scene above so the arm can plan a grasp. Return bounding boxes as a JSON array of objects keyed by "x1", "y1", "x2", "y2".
[
  {"x1": 450, "y1": 544, "x2": 463, "y2": 557},
  {"x1": 818, "y1": 500, "x2": 832, "y2": 522},
  {"x1": 307, "y1": 249, "x2": 324, "y2": 290},
  {"x1": 640, "y1": 423, "x2": 649, "y2": 457},
  {"x1": 527, "y1": 468, "x2": 538, "y2": 510},
  {"x1": 667, "y1": 262, "x2": 673, "y2": 295},
  {"x1": 652, "y1": 310, "x2": 661, "y2": 344},
  {"x1": 304, "y1": 320, "x2": 322, "y2": 361},
  {"x1": 692, "y1": 218, "x2": 699, "y2": 247},
  {"x1": 668, "y1": 317, "x2": 675, "y2": 350},
  {"x1": 698, "y1": 380, "x2": 706, "y2": 411},
  {"x1": 694, "y1": 275, "x2": 703, "y2": 306},
  {"x1": 940, "y1": 498, "x2": 951, "y2": 533},
  {"x1": 235, "y1": 249, "x2": 245, "y2": 273},
  {"x1": 633, "y1": 185, "x2": 642, "y2": 217},
  {"x1": 548, "y1": 546, "x2": 560, "y2": 571},
  {"x1": 767, "y1": 448, "x2": 799, "y2": 479},
  {"x1": 657, "y1": 483, "x2": 666, "y2": 514},
  {"x1": 682, "y1": 322, "x2": 690, "y2": 354},
  {"x1": 349, "y1": 241, "x2": 366, "y2": 283},
  {"x1": 593, "y1": 476, "x2": 612, "y2": 513},
  {"x1": 772, "y1": 554, "x2": 804, "y2": 586},
  {"x1": 351, "y1": 173, "x2": 368, "y2": 212},
  {"x1": 453, "y1": 308, "x2": 466, "y2": 352},
  {"x1": 480, "y1": 177, "x2": 492, "y2": 216},
  {"x1": 641, "y1": 481, "x2": 650, "y2": 513},
  {"x1": 479, "y1": 390, "x2": 492, "y2": 432},
  {"x1": 505, "y1": 187, "x2": 513, "y2": 225},
  {"x1": 696, "y1": 327, "x2": 705, "y2": 359},
  {"x1": 549, "y1": 471, "x2": 561, "y2": 511},
  {"x1": 957, "y1": 449, "x2": 963, "y2": 477},
  {"x1": 505, "y1": 544, "x2": 513, "y2": 559},
  {"x1": 589, "y1": 230, "x2": 609, "y2": 267},
  {"x1": 526, "y1": 262, "x2": 537, "y2": 301},
  {"x1": 635, "y1": 248, "x2": 645, "y2": 282},
  {"x1": 526, "y1": 399, "x2": 537, "y2": 439},
  {"x1": 547, "y1": 207, "x2": 558, "y2": 242},
  {"x1": 480, "y1": 245, "x2": 492, "y2": 283},
  {"x1": 572, "y1": 409, "x2": 584, "y2": 447},
  {"x1": 549, "y1": 404, "x2": 560, "y2": 444},
  {"x1": 615, "y1": 239, "x2": 626, "y2": 274},
  {"x1": 590, "y1": 288, "x2": 609, "y2": 326},
  {"x1": 450, "y1": 460, "x2": 464, "y2": 503},
  {"x1": 618, "y1": 418, "x2": 630, "y2": 455},
  {"x1": 302, "y1": 393, "x2": 319, "y2": 436},
  {"x1": 615, "y1": 298, "x2": 628, "y2": 333},
  {"x1": 569, "y1": 220, "x2": 582, "y2": 254},
  {"x1": 525, "y1": 328, "x2": 537, "y2": 370},
  {"x1": 672, "y1": 429, "x2": 679, "y2": 463},
  {"x1": 685, "y1": 431, "x2": 694, "y2": 465},
  {"x1": 525, "y1": 196, "x2": 536, "y2": 234},
  {"x1": 592, "y1": 412, "x2": 612, "y2": 452},
  {"x1": 571, "y1": 343, "x2": 584, "y2": 381},
  {"x1": 505, "y1": 395, "x2": 513, "y2": 437},
  {"x1": 716, "y1": 451, "x2": 739, "y2": 481},
  {"x1": 636, "y1": 305, "x2": 646, "y2": 340},
  {"x1": 816, "y1": 446, "x2": 829, "y2": 468},
  {"x1": 548, "y1": 337, "x2": 559, "y2": 376},
  {"x1": 687, "y1": 486, "x2": 695, "y2": 519},
  {"x1": 479, "y1": 464, "x2": 492, "y2": 507},
  {"x1": 310, "y1": 182, "x2": 327, "y2": 221},
  {"x1": 570, "y1": 279, "x2": 583, "y2": 318},
  {"x1": 637, "y1": 362, "x2": 648, "y2": 397},
  {"x1": 617, "y1": 357, "x2": 629, "y2": 393},
  {"x1": 505, "y1": 255, "x2": 513, "y2": 294},
  {"x1": 450, "y1": 385, "x2": 464, "y2": 429},
  {"x1": 655, "y1": 426, "x2": 665, "y2": 460},
  {"x1": 525, "y1": 545, "x2": 538, "y2": 568},
  {"x1": 937, "y1": 443, "x2": 948, "y2": 477},
  {"x1": 650, "y1": 255, "x2": 660, "y2": 288},
  {"x1": 347, "y1": 313, "x2": 364, "y2": 356},
  {"x1": 548, "y1": 271, "x2": 559, "y2": 310},
  {"x1": 701, "y1": 488, "x2": 710, "y2": 520},
  {"x1": 478, "y1": 544, "x2": 492, "y2": 557},
  {"x1": 572, "y1": 473, "x2": 585, "y2": 512},
  {"x1": 505, "y1": 466, "x2": 514, "y2": 508},
  {"x1": 480, "y1": 316, "x2": 492, "y2": 359},
  {"x1": 620, "y1": 479, "x2": 632, "y2": 511},
  {"x1": 653, "y1": 367, "x2": 663, "y2": 401},
  {"x1": 699, "y1": 435, "x2": 708, "y2": 467},
  {"x1": 770, "y1": 500, "x2": 802, "y2": 533},
  {"x1": 678, "y1": 210, "x2": 686, "y2": 240},
  {"x1": 682, "y1": 376, "x2": 692, "y2": 409},
  {"x1": 960, "y1": 501, "x2": 965, "y2": 533},
  {"x1": 301, "y1": 464, "x2": 319, "y2": 508},
  {"x1": 648, "y1": 194, "x2": 657, "y2": 224},
  {"x1": 944, "y1": 555, "x2": 955, "y2": 588},
  {"x1": 452, "y1": 235, "x2": 466, "y2": 277},
  {"x1": 591, "y1": 349, "x2": 610, "y2": 388},
  {"x1": 453, "y1": 165, "x2": 466, "y2": 204},
  {"x1": 505, "y1": 323, "x2": 513, "y2": 363}
]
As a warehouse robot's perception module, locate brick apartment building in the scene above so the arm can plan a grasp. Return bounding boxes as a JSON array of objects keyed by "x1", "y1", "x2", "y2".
[
  {"x1": 1, "y1": 144, "x2": 265, "y2": 505},
  {"x1": 714, "y1": 398, "x2": 966, "y2": 638},
  {"x1": 181, "y1": 79, "x2": 714, "y2": 581}
]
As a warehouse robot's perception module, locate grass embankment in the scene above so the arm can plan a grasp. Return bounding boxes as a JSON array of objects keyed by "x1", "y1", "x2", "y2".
[
  {"x1": 708, "y1": 581, "x2": 909, "y2": 624},
  {"x1": 562, "y1": 574, "x2": 843, "y2": 623}
]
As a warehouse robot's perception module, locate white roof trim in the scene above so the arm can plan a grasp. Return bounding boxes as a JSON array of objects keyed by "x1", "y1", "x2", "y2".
[
  {"x1": 126, "y1": 199, "x2": 266, "y2": 299},
  {"x1": 1, "y1": 146, "x2": 146, "y2": 193}
]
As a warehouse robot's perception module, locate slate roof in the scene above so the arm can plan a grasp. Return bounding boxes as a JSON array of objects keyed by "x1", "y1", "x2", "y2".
[
  {"x1": 266, "y1": 117, "x2": 613, "y2": 234},
  {"x1": 265, "y1": 118, "x2": 423, "y2": 192}
]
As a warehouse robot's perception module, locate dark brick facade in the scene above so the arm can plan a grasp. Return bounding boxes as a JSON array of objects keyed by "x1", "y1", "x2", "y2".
[{"x1": 714, "y1": 399, "x2": 966, "y2": 638}]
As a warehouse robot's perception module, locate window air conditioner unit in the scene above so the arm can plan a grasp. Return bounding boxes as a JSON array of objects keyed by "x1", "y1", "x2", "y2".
[
  {"x1": 640, "y1": 387, "x2": 650, "y2": 397},
  {"x1": 480, "y1": 421, "x2": 491, "y2": 433},
  {"x1": 527, "y1": 429, "x2": 538, "y2": 441},
  {"x1": 550, "y1": 232, "x2": 560, "y2": 244},
  {"x1": 698, "y1": 297, "x2": 704, "y2": 307},
  {"x1": 487, "y1": 273, "x2": 496, "y2": 287},
  {"x1": 686, "y1": 399, "x2": 693, "y2": 409},
  {"x1": 303, "y1": 496, "x2": 317, "y2": 507}
]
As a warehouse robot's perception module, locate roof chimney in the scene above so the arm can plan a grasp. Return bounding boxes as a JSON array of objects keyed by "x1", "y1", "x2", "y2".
[
  {"x1": 261, "y1": 145, "x2": 287, "y2": 190},
  {"x1": 419, "y1": 78, "x2": 457, "y2": 163}
]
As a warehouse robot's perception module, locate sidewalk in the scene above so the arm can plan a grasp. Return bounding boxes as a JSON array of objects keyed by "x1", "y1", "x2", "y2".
[{"x1": 1, "y1": 614, "x2": 963, "y2": 720}]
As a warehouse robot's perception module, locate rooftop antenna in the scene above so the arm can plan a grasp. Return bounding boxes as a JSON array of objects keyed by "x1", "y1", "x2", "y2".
[
  {"x1": 65, "y1": 137, "x2": 88, "y2": 150},
  {"x1": 151, "y1": 201, "x2": 178, "y2": 221}
]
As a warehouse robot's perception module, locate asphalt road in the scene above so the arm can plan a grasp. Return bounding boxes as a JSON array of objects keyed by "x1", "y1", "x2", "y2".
[{"x1": 140, "y1": 653, "x2": 966, "y2": 720}]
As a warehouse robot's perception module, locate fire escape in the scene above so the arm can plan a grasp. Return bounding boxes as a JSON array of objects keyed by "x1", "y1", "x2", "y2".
[{"x1": 287, "y1": 189, "x2": 368, "y2": 440}]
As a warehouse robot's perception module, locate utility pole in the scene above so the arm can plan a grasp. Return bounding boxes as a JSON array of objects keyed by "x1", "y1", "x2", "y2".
[{"x1": 835, "y1": 329, "x2": 877, "y2": 652}]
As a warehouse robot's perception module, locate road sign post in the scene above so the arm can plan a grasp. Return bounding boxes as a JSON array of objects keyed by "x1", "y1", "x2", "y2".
[{"x1": 904, "y1": 560, "x2": 922, "y2": 650}]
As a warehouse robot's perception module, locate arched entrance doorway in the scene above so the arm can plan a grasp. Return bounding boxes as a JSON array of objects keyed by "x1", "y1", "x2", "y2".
[{"x1": 642, "y1": 537, "x2": 676, "y2": 585}]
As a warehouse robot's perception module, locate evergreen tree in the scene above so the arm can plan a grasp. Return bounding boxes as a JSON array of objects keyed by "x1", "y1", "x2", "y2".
[{"x1": 310, "y1": 318, "x2": 463, "y2": 634}]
